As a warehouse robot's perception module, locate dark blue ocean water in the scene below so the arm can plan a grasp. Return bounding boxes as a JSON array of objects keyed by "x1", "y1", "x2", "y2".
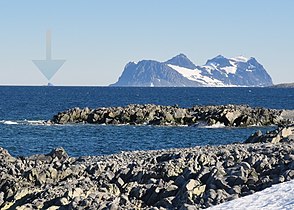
[{"x1": 0, "y1": 87, "x2": 293, "y2": 157}]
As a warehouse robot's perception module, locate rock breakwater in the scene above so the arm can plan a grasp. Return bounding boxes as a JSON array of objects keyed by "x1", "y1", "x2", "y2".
[
  {"x1": 49, "y1": 104, "x2": 288, "y2": 127},
  {"x1": 1, "y1": 126, "x2": 293, "y2": 209}
]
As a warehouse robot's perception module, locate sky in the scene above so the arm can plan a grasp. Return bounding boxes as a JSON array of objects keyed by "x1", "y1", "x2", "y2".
[{"x1": 0, "y1": 0, "x2": 293, "y2": 86}]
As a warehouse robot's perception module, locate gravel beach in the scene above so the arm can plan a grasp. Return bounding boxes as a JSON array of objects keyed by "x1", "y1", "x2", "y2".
[{"x1": 1, "y1": 124, "x2": 293, "y2": 209}]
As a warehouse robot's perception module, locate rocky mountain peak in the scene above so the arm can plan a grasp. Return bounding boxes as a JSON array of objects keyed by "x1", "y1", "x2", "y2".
[
  {"x1": 206, "y1": 55, "x2": 231, "y2": 67},
  {"x1": 165, "y1": 53, "x2": 197, "y2": 69}
]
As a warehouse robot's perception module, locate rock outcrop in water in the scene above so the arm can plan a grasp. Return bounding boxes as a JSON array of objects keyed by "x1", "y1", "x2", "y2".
[
  {"x1": 0, "y1": 125, "x2": 294, "y2": 209},
  {"x1": 49, "y1": 104, "x2": 288, "y2": 127},
  {"x1": 245, "y1": 124, "x2": 294, "y2": 144}
]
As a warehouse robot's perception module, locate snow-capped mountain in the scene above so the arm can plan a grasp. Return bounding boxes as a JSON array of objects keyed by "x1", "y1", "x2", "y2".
[{"x1": 111, "y1": 54, "x2": 273, "y2": 87}]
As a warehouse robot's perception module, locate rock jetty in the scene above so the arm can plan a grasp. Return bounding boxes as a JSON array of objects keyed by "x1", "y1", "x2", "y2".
[
  {"x1": 1, "y1": 125, "x2": 293, "y2": 209},
  {"x1": 49, "y1": 104, "x2": 289, "y2": 127}
]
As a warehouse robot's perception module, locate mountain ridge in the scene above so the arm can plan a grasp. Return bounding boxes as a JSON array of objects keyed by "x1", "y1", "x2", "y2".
[{"x1": 111, "y1": 54, "x2": 273, "y2": 87}]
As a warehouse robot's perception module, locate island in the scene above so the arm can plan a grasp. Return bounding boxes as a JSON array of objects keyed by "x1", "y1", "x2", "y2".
[{"x1": 110, "y1": 54, "x2": 273, "y2": 87}]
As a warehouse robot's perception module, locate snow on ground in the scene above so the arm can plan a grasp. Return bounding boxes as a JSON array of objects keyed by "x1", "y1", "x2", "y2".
[{"x1": 208, "y1": 180, "x2": 294, "y2": 210}]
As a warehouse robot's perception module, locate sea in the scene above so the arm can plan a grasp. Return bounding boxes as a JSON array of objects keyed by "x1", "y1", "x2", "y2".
[{"x1": 0, "y1": 86, "x2": 293, "y2": 157}]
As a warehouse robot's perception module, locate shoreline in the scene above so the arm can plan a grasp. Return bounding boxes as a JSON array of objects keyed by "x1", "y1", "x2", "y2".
[{"x1": 1, "y1": 125, "x2": 293, "y2": 209}]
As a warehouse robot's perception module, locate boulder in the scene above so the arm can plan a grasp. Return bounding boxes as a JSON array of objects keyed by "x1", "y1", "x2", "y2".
[
  {"x1": 47, "y1": 147, "x2": 68, "y2": 161},
  {"x1": 184, "y1": 179, "x2": 200, "y2": 191},
  {"x1": 221, "y1": 110, "x2": 241, "y2": 126},
  {"x1": 280, "y1": 127, "x2": 293, "y2": 138}
]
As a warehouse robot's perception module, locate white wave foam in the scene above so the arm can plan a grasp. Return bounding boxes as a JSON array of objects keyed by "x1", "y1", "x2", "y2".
[
  {"x1": 199, "y1": 122, "x2": 226, "y2": 128},
  {"x1": 25, "y1": 120, "x2": 46, "y2": 125},
  {"x1": 3, "y1": 120, "x2": 18, "y2": 125},
  {"x1": 0, "y1": 120, "x2": 46, "y2": 125}
]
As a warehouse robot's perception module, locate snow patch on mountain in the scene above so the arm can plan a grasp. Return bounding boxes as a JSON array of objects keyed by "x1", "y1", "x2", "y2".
[
  {"x1": 230, "y1": 55, "x2": 249, "y2": 63},
  {"x1": 167, "y1": 64, "x2": 225, "y2": 86},
  {"x1": 221, "y1": 65, "x2": 237, "y2": 75}
]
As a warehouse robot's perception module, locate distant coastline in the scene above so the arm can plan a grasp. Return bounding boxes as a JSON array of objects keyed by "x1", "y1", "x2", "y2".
[{"x1": 272, "y1": 82, "x2": 294, "y2": 88}]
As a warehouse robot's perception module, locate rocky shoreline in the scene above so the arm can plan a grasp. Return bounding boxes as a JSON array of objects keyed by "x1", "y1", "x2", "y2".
[
  {"x1": 49, "y1": 104, "x2": 293, "y2": 127},
  {"x1": 1, "y1": 125, "x2": 293, "y2": 209}
]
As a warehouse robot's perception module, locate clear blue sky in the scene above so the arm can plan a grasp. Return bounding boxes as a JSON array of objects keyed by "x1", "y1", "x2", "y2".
[{"x1": 0, "y1": 0, "x2": 293, "y2": 86}]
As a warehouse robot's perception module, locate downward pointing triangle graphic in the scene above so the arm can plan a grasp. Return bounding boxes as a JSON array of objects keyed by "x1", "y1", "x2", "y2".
[
  {"x1": 33, "y1": 30, "x2": 65, "y2": 81},
  {"x1": 32, "y1": 60, "x2": 65, "y2": 80}
]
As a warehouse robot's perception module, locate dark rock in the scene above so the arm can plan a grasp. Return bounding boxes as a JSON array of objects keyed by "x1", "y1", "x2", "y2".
[
  {"x1": 283, "y1": 170, "x2": 294, "y2": 181},
  {"x1": 155, "y1": 197, "x2": 174, "y2": 208},
  {"x1": 160, "y1": 184, "x2": 178, "y2": 198},
  {"x1": 244, "y1": 130, "x2": 263, "y2": 143},
  {"x1": 47, "y1": 147, "x2": 68, "y2": 161},
  {"x1": 174, "y1": 175, "x2": 186, "y2": 187}
]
